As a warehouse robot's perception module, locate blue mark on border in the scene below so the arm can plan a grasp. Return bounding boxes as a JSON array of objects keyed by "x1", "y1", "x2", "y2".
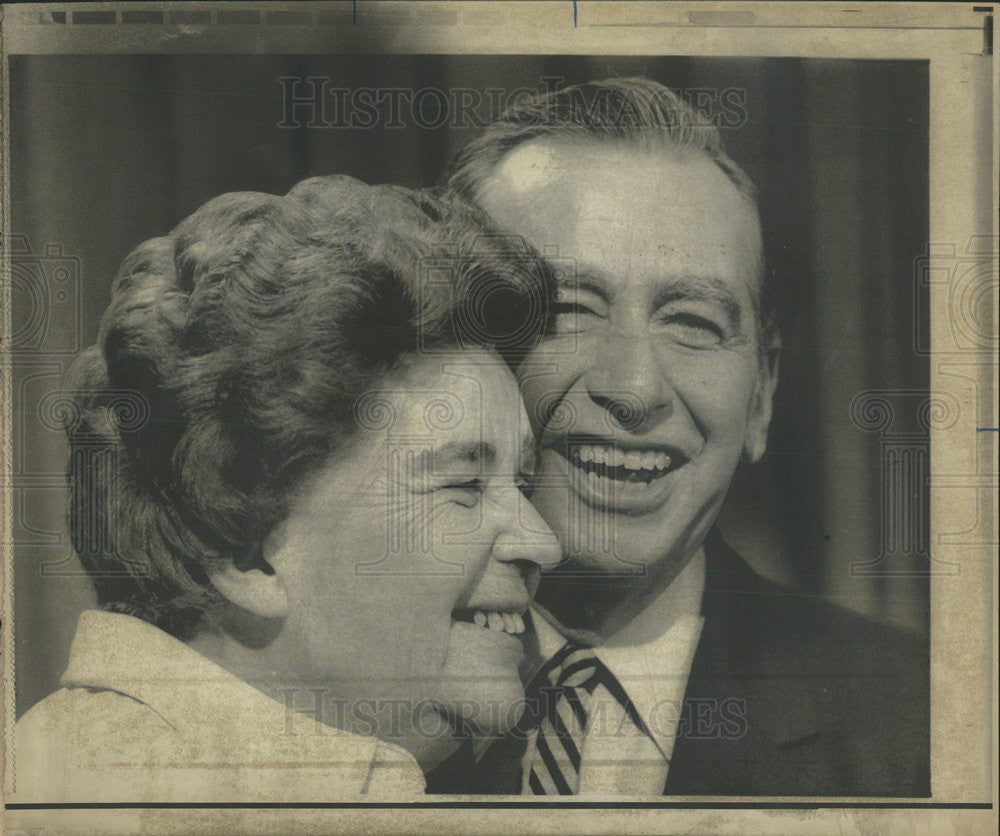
[
  {"x1": 573, "y1": 1, "x2": 578, "y2": 27},
  {"x1": 976, "y1": 427, "x2": 999, "y2": 432}
]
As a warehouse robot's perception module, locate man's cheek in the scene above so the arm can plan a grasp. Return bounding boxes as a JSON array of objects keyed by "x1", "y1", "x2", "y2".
[
  {"x1": 518, "y1": 379, "x2": 563, "y2": 434},
  {"x1": 687, "y1": 368, "x2": 756, "y2": 425}
]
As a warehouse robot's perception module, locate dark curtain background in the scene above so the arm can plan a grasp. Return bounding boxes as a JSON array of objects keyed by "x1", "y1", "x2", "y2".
[{"x1": 9, "y1": 55, "x2": 929, "y2": 716}]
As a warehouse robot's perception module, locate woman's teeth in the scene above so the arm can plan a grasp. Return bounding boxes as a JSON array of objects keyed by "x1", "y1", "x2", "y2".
[{"x1": 471, "y1": 611, "x2": 525, "y2": 634}]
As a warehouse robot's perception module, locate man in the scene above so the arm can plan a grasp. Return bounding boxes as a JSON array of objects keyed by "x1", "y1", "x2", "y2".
[{"x1": 443, "y1": 78, "x2": 929, "y2": 796}]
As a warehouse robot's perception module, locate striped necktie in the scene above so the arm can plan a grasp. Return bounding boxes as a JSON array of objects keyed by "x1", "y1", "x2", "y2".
[{"x1": 521, "y1": 642, "x2": 651, "y2": 795}]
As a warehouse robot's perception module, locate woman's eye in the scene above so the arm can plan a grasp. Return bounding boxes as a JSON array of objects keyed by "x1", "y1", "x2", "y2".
[
  {"x1": 447, "y1": 479, "x2": 484, "y2": 507},
  {"x1": 658, "y1": 313, "x2": 725, "y2": 348}
]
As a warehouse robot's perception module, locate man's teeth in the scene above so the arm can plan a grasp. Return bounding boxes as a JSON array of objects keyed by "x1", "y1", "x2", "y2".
[
  {"x1": 470, "y1": 611, "x2": 525, "y2": 634},
  {"x1": 573, "y1": 445, "x2": 672, "y2": 472}
]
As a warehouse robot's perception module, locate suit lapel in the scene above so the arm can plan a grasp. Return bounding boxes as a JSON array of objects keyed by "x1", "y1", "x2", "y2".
[{"x1": 665, "y1": 528, "x2": 820, "y2": 795}]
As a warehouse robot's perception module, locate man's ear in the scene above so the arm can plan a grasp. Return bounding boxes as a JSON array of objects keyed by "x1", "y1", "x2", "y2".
[
  {"x1": 743, "y1": 345, "x2": 780, "y2": 463},
  {"x1": 206, "y1": 553, "x2": 289, "y2": 619}
]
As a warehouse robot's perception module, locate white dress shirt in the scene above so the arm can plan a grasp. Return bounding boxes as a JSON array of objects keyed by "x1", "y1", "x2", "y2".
[
  {"x1": 10, "y1": 610, "x2": 426, "y2": 802},
  {"x1": 525, "y1": 550, "x2": 706, "y2": 795}
]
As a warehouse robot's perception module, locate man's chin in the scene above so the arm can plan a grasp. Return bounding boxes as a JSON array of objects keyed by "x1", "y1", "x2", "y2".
[
  {"x1": 543, "y1": 529, "x2": 675, "y2": 578},
  {"x1": 540, "y1": 504, "x2": 716, "y2": 580}
]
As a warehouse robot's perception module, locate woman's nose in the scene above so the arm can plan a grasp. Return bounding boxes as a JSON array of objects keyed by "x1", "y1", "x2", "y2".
[{"x1": 491, "y1": 492, "x2": 562, "y2": 570}]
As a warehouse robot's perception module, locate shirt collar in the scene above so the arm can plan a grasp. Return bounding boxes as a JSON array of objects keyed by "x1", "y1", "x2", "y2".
[
  {"x1": 529, "y1": 550, "x2": 707, "y2": 761},
  {"x1": 61, "y1": 610, "x2": 425, "y2": 795}
]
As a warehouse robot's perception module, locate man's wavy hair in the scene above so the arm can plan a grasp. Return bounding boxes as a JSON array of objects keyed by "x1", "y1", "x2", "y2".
[
  {"x1": 447, "y1": 76, "x2": 778, "y2": 353},
  {"x1": 64, "y1": 175, "x2": 554, "y2": 640}
]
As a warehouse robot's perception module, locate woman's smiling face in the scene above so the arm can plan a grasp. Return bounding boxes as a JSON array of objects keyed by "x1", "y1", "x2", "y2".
[{"x1": 264, "y1": 347, "x2": 561, "y2": 767}]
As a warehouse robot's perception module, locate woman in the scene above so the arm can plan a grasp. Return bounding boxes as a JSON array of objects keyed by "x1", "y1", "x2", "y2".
[{"x1": 13, "y1": 175, "x2": 561, "y2": 801}]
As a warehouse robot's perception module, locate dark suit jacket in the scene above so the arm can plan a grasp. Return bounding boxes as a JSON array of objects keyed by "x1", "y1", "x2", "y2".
[{"x1": 436, "y1": 528, "x2": 929, "y2": 796}]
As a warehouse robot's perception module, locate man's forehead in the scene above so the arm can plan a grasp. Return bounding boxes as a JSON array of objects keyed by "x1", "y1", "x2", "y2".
[
  {"x1": 480, "y1": 140, "x2": 762, "y2": 296},
  {"x1": 488, "y1": 140, "x2": 568, "y2": 195},
  {"x1": 482, "y1": 140, "x2": 755, "y2": 236},
  {"x1": 484, "y1": 137, "x2": 706, "y2": 196}
]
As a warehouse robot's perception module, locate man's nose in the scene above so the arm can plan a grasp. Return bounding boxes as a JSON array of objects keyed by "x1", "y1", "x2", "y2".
[
  {"x1": 491, "y1": 491, "x2": 562, "y2": 570},
  {"x1": 584, "y1": 332, "x2": 670, "y2": 432}
]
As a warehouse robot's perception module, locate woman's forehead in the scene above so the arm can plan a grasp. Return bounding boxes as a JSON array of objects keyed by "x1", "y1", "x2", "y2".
[{"x1": 380, "y1": 351, "x2": 530, "y2": 458}]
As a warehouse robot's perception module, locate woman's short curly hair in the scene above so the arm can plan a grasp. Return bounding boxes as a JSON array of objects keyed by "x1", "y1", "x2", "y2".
[{"x1": 64, "y1": 175, "x2": 553, "y2": 639}]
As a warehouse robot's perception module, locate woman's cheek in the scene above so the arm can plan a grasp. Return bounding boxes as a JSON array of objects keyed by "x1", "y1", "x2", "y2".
[{"x1": 427, "y1": 502, "x2": 480, "y2": 555}]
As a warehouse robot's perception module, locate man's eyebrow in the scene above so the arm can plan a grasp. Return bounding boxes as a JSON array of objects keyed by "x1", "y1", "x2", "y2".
[
  {"x1": 652, "y1": 275, "x2": 743, "y2": 328},
  {"x1": 549, "y1": 265, "x2": 614, "y2": 305},
  {"x1": 549, "y1": 261, "x2": 745, "y2": 329}
]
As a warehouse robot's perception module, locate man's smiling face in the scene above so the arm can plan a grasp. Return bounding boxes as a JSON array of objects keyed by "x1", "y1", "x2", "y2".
[{"x1": 477, "y1": 139, "x2": 777, "y2": 593}]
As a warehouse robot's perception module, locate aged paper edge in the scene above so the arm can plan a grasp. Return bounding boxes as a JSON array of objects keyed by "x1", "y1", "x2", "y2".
[{"x1": 1, "y1": 2, "x2": 996, "y2": 833}]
